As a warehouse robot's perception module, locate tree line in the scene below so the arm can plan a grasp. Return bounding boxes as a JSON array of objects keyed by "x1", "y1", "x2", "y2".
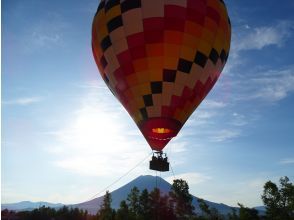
[{"x1": 2, "y1": 176, "x2": 294, "y2": 220}]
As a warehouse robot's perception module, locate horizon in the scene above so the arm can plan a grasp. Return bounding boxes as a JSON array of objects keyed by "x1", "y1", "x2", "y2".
[
  {"x1": 0, "y1": 174, "x2": 253, "y2": 211},
  {"x1": 2, "y1": 0, "x2": 294, "y2": 208}
]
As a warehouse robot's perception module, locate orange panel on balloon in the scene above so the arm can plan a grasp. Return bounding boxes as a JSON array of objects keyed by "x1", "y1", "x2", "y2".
[{"x1": 92, "y1": 0, "x2": 231, "y2": 151}]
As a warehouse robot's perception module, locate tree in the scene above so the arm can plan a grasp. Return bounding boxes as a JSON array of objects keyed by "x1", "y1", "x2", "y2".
[
  {"x1": 198, "y1": 198, "x2": 211, "y2": 217},
  {"x1": 209, "y1": 207, "x2": 224, "y2": 220},
  {"x1": 98, "y1": 191, "x2": 115, "y2": 220},
  {"x1": 148, "y1": 187, "x2": 177, "y2": 220},
  {"x1": 149, "y1": 187, "x2": 161, "y2": 220},
  {"x1": 227, "y1": 208, "x2": 239, "y2": 220},
  {"x1": 238, "y1": 203, "x2": 259, "y2": 220},
  {"x1": 116, "y1": 200, "x2": 129, "y2": 220},
  {"x1": 138, "y1": 189, "x2": 151, "y2": 220},
  {"x1": 197, "y1": 199, "x2": 224, "y2": 220},
  {"x1": 159, "y1": 194, "x2": 177, "y2": 220},
  {"x1": 262, "y1": 176, "x2": 294, "y2": 220},
  {"x1": 127, "y1": 186, "x2": 140, "y2": 219},
  {"x1": 169, "y1": 179, "x2": 195, "y2": 219}
]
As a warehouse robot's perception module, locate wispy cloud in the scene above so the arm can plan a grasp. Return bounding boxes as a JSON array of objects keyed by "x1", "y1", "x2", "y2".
[
  {"x1": 233, "y1": 67, "x2": 294, "y2": 102},
  {"x1": 185, "y1": 99, "x2": 227, "y2": 127},
  {"x1": 223, "y1": 20, "x2": 294, "y2": 103},
  {"x1": 226, "y1": 20, "x2": 294, "y2": 78},
  {"x1": 249, "y1": 69, "x2": 294, "y2": 101},
  {"x1": 209, "y1": 129, "x2": 240, "y2": 142},
  {"x1": 22, "y1": 12, "x2": 69, "y2": 51},
  {"x1": 279, "y1": 158, "x2": 294, "y2": 165},
  {"x1": 202, "y1": 100, "x2": 227, "y2": 109},
  {"x1": 31, "y1": 31, "x2": 61, "y2": 48},
  {"x1": 2, "y1": 97, "x2": 42, "y2": 105},
  {"x1": 231, "y1": 113, "x2": 248, "y2": 127},
  {"x1": 233, "y1": 21, "x2": 293, "y2": 53}
]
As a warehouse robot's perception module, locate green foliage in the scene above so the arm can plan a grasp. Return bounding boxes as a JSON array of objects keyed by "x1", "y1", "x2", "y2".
[
  {"x1": 149, "y1": 187, "x2": 161, "y2": 219},
  {"x1": 169, "y1": 179, "x2": 195, "y2": 219},
  {"x1": 227, "y1": 208, "x2": 239, "y2": 220},
  {"x1": 116, "y1": 200, "x2": 129, "y2": 220},
  {"x1": 262, "y1": 176, "x2": 294, "y2": 220},
  {"x1": 4, "y1": 205, "x2": 89, "y2": 220},
  {"x1": 127, "y1": 187, "x2": 140, "y2": 218},
  {"x1": 149, "y1": 188, "x2": 177, "y2": 220},
  {"x1": 197, "y1": 199, "x2": 225, "y2": 220},
  {"x1": 198, "y1": 198, "x2": 211, "y2": 216},
  {"x1": 138, "y1": 189, "x2": 151, "y2": 220},
  {"x1": 237, "y1": 203, "x2": 259, "y2": 220},
  {"x1": 98, "y1": 190, "x2": 115, "y2": 220}
]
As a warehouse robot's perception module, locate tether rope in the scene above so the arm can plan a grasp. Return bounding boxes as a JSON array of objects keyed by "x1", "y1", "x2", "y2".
[{"x1": 85, "y1": 151, "x2": 152, "y2": 202}]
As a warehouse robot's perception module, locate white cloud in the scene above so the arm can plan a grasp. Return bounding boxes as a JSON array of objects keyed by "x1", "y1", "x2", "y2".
[
  {"x1": 167, "y1": 141, "x2": 188, "y2": 154},
  {"x1": 201, "y1": 100, "x2": 227, "y2": 109},
  {"x1": 210, "y1": 129, "x2": 240, "y2": 142},
  {"x1": 247, "y1": 178, "x2": 266, "y2": 189},
  {"x1": 250, "y1": 69, "x2": 294, "y2": 101},
  {"x1": 279, "y1": 158, "x2": 294, "y2": 165},
  {"x1": 236, "y1": 27, "x2": 283, "y2": 51},
  {"x1": 226, "y1": 21, "x2": 294, "y2": 81},
  {"x1": 22, "y1": 12, "x2": 68, "y2": 51},
  {"x1": 196, "y1": 111, "x2": 217, "y2": 120},
  {"x1": 165, "y1": 172, "x2": 211, "y2": 186},
  {"x1": 184, "y1": 99, "x2": 227, "y2": 127},
  {"x1": 2, "y1": 97, "x2": 42, "y2": 105},
  {"x1": 233, "y1": 21, "x2": 293, "y2": 53},
  {"x1": 231, "y1": 113, "x2": 247, "y2": 127},
  {"x1": 234, "y1": 68, "x2": 294, "y2": 102},
  {"x1": 31, "y1": 31, "x2": 61, "y2": 48}
]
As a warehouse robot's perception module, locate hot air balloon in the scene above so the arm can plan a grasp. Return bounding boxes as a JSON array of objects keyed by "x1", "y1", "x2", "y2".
[{"x1": 92, "y1": 0, "x2": 231, "y2": 171}]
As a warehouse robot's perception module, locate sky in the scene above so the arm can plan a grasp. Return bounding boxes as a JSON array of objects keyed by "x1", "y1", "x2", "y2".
[{"x1": 2, "y1": 0, "x2": 294, "y2": 208}]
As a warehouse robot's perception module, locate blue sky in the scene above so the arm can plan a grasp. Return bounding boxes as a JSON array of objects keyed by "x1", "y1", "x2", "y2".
[{"x1": 2, "y1": 0, "x2": 294, "y2": 207}]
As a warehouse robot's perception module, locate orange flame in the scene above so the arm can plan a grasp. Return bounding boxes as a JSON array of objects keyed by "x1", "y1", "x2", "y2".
[{"x1": 152, "y1": 128, "x2": 172, "y2": 134}]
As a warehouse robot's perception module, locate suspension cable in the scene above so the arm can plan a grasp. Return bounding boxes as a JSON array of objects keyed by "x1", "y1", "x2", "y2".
[
  {"x1": 85, "y1": 151, "x2": 152, "y2": 202},
  {"x1": 170, "y1": 161, "x2": 176, "y2": 181}
]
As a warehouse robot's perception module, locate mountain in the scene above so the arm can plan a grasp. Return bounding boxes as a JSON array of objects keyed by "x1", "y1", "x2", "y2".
[
  {"x1": 71, "y1": 175, "x2": 172, "y2": 214},
  {"x1": 2, "y1": 175, "x2": 241, "y2": 215},
  {"x1": 1, "y1": 201, "x2": 63, "y2": 211},
  {"x1": 72, "y1": 175, "x2": 236, "y2": 215},
  {"x1": 254, "y1": 206, "x2": 266, "y2": 213}
]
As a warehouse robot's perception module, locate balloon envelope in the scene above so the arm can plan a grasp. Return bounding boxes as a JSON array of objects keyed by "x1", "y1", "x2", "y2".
[{"x1": 92, "y1": 0, "x2": 231, "y2": 151}]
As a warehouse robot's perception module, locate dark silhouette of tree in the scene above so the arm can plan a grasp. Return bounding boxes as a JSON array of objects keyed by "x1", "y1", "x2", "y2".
[
  {"x1": 197, "y1": 198, "x2": 224, "y2": 220},
  {"x1": 127, "y1": 186, "x2": 140, "y2": 219},
  {"x1": 169, "y1": 179, "x2": 195, "y2": 219},
  {"x1": 115, "y1": 200, "x2": 129, "y2": 220},
  {"x1": 198, "y1": 198, "x2": 211, "y2": 217},
  {"x1": 138, "y1": 189, "x2": 151, "y2": 220},
  {"x1": 7, "y1": 205, "x2": 89, "y2": 220},
  {"x1": 148, "y1": 187, "x2": 177, "y2": 220},
  {"x1": 262, "y1": 176, "x2": 294, "y2": 220},
  {"x1": 160, "y1": 194, "x2": 177, "y2": 220},
  {"x1": 149, "y1": 187, "x2": 161, "y2": 220},
  {"x1": 237, "y1": 203, "x2": 259, "y2": 220},
  {"x1": 98, "y1": 190, "x2": 115, "y2": 220},
  {"x1": 227, "y1": 208, "x2": 239, "y2": 220}
]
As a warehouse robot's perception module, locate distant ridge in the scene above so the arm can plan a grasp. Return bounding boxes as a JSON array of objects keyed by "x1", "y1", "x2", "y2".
[{"x1": 1, "y1": 201, "x2": 63, "y2": 211}]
